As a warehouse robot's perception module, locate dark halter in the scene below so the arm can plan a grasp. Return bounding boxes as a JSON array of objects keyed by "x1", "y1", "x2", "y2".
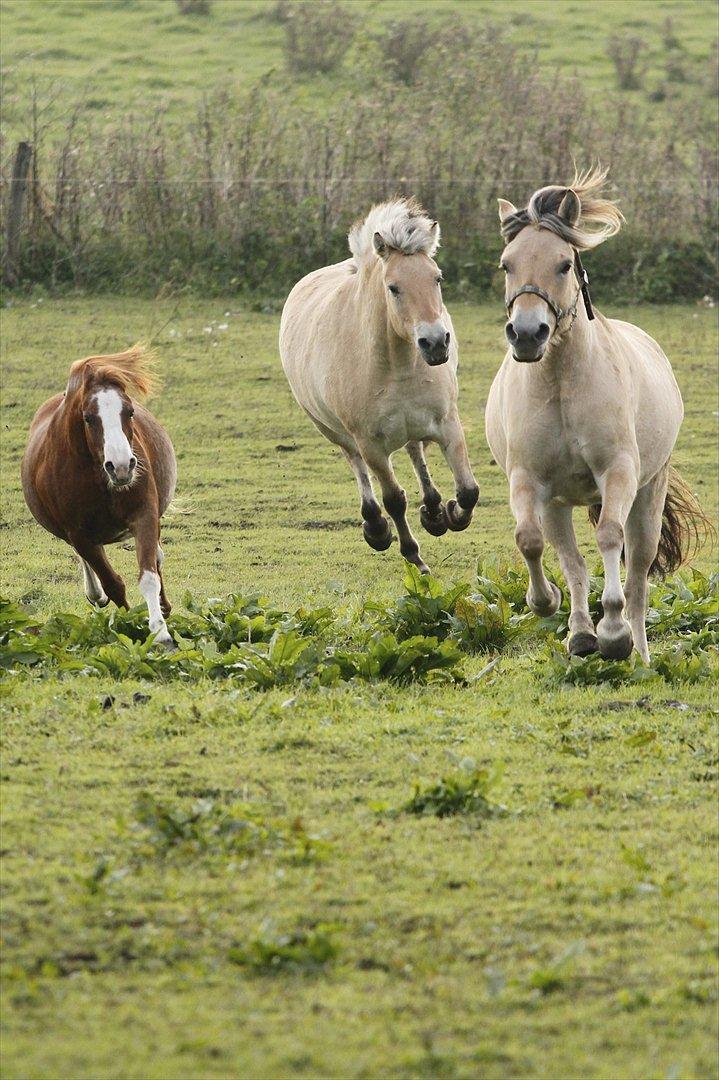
[{"x1": 506, "y1": 249, "x2": 595, "y2": 328}]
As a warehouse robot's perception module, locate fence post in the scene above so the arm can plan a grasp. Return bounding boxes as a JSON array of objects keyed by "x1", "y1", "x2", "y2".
[{"x1": 2, "y1": 141, "x2": 33, "y2": 287}]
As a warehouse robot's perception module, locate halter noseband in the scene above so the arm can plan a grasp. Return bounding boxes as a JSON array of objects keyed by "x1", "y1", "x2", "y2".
[{"x1": 505, "y1": 249, "x2": 595, "y2": 329}]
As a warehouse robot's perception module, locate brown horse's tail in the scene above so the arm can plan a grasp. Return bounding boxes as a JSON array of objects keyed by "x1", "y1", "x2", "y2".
[{"x1": 587, "y1": 466, "x2": 715, "y2": 577}]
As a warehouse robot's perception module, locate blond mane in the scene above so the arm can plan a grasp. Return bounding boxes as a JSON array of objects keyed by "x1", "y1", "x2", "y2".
[
  {"x1": 348, "y1": 197, "x2": 440, "y2": 263},
  {"x1": 66, "y1": 344, "x2": 159, "y2": 400},
  {"x1": 502, "y1": 166, "x2": 624, "y2": 250}
]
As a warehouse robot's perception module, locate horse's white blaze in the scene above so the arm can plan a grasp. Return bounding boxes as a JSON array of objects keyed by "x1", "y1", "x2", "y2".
[
  {"x1": 95, "y1": 389, "x2": 132, "y2": 475},
  {"x1": 139, "y1": 570, "x2": 171, "y2": 643}
]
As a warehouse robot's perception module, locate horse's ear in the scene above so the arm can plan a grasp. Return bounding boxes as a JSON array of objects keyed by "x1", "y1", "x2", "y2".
[
  {"x1": 497, "y1": 198, "x2": 517, "y2": 224},
  {"x1": 373, "y1": 231, "x2": 389, "y2": 259},
  {"x1": 558, "y1": 188, "x2": 581, "y2": 226}
]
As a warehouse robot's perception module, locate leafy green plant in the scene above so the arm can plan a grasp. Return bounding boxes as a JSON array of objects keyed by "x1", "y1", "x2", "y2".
[
  {"x1": 404, "y1": 760, "x2": 505, "y2": 819},
  {"x1": 228, "y1": 926, "x2": 338, "y2": 971}
]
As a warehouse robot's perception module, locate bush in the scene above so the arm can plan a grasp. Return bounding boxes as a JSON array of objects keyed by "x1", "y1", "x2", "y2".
[
  {"x1": 176, "y1": 0, "x2": 211, "y2": 13},
  {"x1": 606, "y1": 34, "x2": 647, "y2": 90},
  {"x1": 283, "y1": 1, "x2": 358, "y2": 74}
]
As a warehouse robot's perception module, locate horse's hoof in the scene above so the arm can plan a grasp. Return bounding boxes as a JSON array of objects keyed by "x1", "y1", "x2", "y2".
[
  {"x1": 527, "y1": 583, "x2": 562, "y2": 617},
  {"x1": 597, "y1": 621, "x2": 633, "y2": 661},
  {"x1": 420, "y1": 504, "x2": 448, "y2": 536},
  {"x1": 568, "y1": 631, "x2": 599, "y2": 657},
  {"x1": 445, "y1": 499, "x2": 472, "y2": 532},
  {"x1": 87, "y1": 594, "x2": 110, "y2": 608},
  {"x1": 363, "y1": 519, "x2": 393, "y2": 551},
  {"x1": 155, "y1": 633, "x2": 177, "y2": 653}
]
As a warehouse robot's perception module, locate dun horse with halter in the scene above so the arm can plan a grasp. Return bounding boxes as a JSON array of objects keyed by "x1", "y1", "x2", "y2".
[
  {"x1": 280, "y1": 198, "x2": 478, "y2": 573},
  {"x1": 486, "y1": 168, "x2": 709, "y2": 662},
  {"x1": 21, "y1": 346, "x2": 177, "y2": 648}
]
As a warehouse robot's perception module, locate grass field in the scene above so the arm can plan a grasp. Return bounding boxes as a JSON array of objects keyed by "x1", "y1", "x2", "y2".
[
  {"x1": 1, "y1": 296, "x2": 717, "y2": 1078},
  {"x1": 1, "y1": 0, "x2": 716, "y2": 138}
]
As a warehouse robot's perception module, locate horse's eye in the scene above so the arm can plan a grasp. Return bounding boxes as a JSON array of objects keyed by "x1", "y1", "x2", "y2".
[
  {"x1": 559, "y1": 261, "x2": 572, "y2": 274},
  {"x1": 83, "y1": 414, "x2": 93, "y2": 425},
  {"x1": 499, "y1": 262, "x2": 508, "y2": 273},
  {"x1": 435, "y1": 277, "x2": 442, "y2": 286},
  {"x1": 388, "y1": 284, "x2": 400, "y2": 297},
  {"x1": 127, "y1": 409, "x2": 135, "y2": 419}
]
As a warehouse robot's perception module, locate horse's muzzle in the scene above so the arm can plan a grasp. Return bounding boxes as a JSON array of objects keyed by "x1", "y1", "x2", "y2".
[{"x1": 418, "y1": 332, "x2": 450, "y2": 366}]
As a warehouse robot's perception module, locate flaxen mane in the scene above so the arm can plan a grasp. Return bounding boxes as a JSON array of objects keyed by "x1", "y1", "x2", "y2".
[
  {"x1": 501, "y1": 166, "x2": 624, "y2": 250},
  {"x1": 66, "y1": 344, "x2": 159, "y2": 400},
  {"x1": 348, "y1": 197, "x2": 440, "y2": 263}
]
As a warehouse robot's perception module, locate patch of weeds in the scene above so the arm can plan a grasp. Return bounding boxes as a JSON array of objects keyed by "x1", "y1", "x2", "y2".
[
  {"x1": 528, "y1": 940, "x2": 585, "y2": 995},
  {"x1": 646, "y1": 570, "x2": 718, "y2": 636},
  {"x1": 404, "y1": 759, "x2": 505, "y2": 819},
  {"x1": 551, "y1": 785, "x2": 601, "y2": 810},
  {"x1": 125, "y1": 792, "x2": 328, "y2": 863},
  {"x1": 228, "y1": 925, "x2": 339, "y2": 972},
  {"x1": 369, "y1": 563, "x2": 529, "y2": 654}
]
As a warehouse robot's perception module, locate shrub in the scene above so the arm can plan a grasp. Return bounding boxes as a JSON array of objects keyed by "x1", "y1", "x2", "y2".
[
  {"x1": 176, "y1": 0, "x2": 211, "y2": 13},
  {"x1": 375, "y1": 17, "x2": 433, "y2": 84},
  {"x1": 606, "y1": 34, "x2": 647, "y2": 90},
  {"x1": 283, "y1": 2, "x2": 358, "y2": 75}
]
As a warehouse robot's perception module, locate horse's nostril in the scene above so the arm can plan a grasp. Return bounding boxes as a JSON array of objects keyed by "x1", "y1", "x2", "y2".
[
  {"x1": 536, "y1": 323, "x2": 550, "y2": 343},
  {"x1": 505, "y1": 322, "x2": 518, "y2": 343},
  {"x1": 418, "y1": 337, "x2": 430, "y2": 350},
  {"x1": 444, "y1": 332, "x2": 450, "y2": 347},
  {"x1": 129, "y1": 456, "x2": 137, "y2": 470},
  {"x1": 104, "y1": 461, "x2": 115, "y2": 473}
]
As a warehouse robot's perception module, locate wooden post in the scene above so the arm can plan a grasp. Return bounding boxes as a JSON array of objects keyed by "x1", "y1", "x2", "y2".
[{"x1": 2, "y1": 141, "x2": 33, "y2": 287}]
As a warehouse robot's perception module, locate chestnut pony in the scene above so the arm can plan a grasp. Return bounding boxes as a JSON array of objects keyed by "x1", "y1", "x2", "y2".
[{"x1": 21, "y1": 346, "x2": 177, "y2": 648}]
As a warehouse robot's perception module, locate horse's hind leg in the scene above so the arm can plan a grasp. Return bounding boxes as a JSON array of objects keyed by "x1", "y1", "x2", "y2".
[
  {"x1": 134, "y1": 514, "x2": 174, "y2": 649},
  {"x1": 623, "y1": 468, "x2": 667, "y2": 664},
  {"x1": 509, "y1": 469, "x2": 561, "y2": 616},
  {"x1": 594, "y1": 456, "x2": 638, "y2": 661},
  {"x1": 542, "y1": 504, "x2": 597, "y2": 655},
  {"x1": 79, "y1": 558, "x2": 109, "y2": 608},
  {"x1": 406, "y1": 441, "x2": 448, "y2": 537},
  {"x1": 359, "y1": 442, "x2": 429, "y2": 573},
  {"x1": 73, "y1": 541, "x2": 128, "y2": 609},
  {"x1": 156, "y1": 540, "x2": 171, "y2": 618},
  {"x1": 342, "y1": 448, "x2": 393, "y2": 553}
]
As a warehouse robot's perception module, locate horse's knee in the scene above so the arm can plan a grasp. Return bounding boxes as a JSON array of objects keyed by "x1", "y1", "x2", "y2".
[
  {"x1": 384, "y1": 488, "x2": 407, "y2": 519},
  {"x1": 515, "y1": 523, "x2": 543, "y2": 562},
  {"x1": 457, "y1": 483, "x2": 479, "y2": 511},
  {"x1": 596, "y1": 520, "x2": 624, "y2": 554}
]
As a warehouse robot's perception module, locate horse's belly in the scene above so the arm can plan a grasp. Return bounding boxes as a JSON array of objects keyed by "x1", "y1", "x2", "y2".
[{"x1": 548, "y1": 458, "x2": 600, "y2": 506}]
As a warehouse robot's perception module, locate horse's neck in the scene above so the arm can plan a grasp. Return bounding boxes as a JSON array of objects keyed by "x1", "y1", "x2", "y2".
[
  {"x1": 535, "y1": 311, "x2": 598, "y2": 386},
  {"x1": 360, "y1": 264, "x2": 415, "y2": 369}
]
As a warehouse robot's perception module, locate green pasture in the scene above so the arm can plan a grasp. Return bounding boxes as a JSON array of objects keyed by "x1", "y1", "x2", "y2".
[
  {"x1": 1, "y1": 0, "x2": 715, "y2": 137},
  {"x1": 1, "y1": 297, "x2": 717, "y2": 1078}
]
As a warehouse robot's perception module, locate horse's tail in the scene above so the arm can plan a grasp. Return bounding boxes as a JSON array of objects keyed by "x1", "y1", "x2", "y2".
[{"x1": 587, "y1": 465, "x2": 714, "y2": 577}]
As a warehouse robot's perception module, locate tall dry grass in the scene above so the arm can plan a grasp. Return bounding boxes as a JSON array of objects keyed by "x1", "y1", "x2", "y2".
[{"x1": 1, "y1": 29, "x2": 715, "y2": 299}]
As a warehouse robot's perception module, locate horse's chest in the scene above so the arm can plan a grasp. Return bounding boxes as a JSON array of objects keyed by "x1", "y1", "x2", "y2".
[{"x1": 372, "y1": 392, "x2": 443, "y2": 448}]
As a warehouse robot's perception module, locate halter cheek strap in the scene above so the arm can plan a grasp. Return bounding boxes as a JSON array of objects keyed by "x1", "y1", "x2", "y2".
[{"x1": 505, "y1": 250, "x2": 595, "y2": 329}]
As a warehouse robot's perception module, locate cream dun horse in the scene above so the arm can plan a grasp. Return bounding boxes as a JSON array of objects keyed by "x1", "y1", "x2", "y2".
[
  {"x1": 486, "y1": 168, "x2": 709, "y2": 662},
  {"x1": 280, "y1": 198, "x2": 478, "y2": 572}
]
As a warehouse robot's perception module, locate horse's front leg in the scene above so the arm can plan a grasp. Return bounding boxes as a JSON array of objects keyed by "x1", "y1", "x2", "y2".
[
  {"x1": 509, "y1": 469, "x2": 562, "y2": 616},
  {"x1": 542, "y1": 503, "x2": 598, "y2": 655},
  {"x1": 405, "y1": 441, "x2": 447, "y2": 537},
  {"x1": 342, "y1": 448, "x2": 393, "y2": 552},
  {"x1": 134, "y1": 513, "x2": 174, "y2": 649},
  {"x1": 359, "y1": 442, "x2": 429, "y2": 573},
  {"x1": 594, "y1": 455, "x2": 638, "y2": 660},
  {"x1": 437, "y1": 413, "x2": 479, "y2": 531}
]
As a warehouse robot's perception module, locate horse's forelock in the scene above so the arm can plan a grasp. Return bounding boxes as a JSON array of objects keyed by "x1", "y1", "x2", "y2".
[
  {"x1": 66, "y1": 346, "x2": 158, "y2": 401},
  {"x1": 349, "y1": 198, "x2": 440, "y2": 261}
]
